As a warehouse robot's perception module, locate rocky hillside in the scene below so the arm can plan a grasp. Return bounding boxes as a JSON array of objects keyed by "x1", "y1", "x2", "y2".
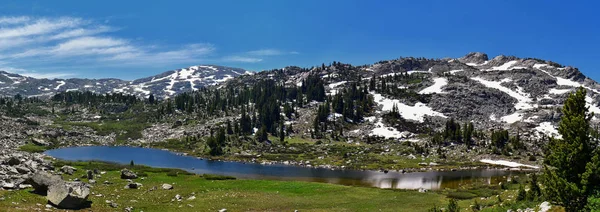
[
  {"x1": 218, "y1": 52, "x2": 600, "y2": 140},
  {"x1": 2, "y1": 52, "x2": 600, "y2": 140},
  {"x1": 0, "y1": 65, "x2": 251, "y2": 99}
]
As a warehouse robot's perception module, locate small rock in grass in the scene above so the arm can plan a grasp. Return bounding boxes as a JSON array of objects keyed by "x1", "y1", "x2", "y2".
[
  {"x1": 161, "y1": 184, "x2": 173, "y2": 190},
  {"x1": 109, "y1": 202, "x2": 118, "y2": 208}
]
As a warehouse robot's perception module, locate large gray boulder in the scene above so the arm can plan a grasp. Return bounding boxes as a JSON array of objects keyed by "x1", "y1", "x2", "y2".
[
  {"x1": 120, "y1": 169, "x2": 137, "y2": 179},
  {"x1": 124, "y1": 182, "x2": 142, "y2": 189},
  {"x1": 60, "y1": 166, "x2": 76, "y2": 175},
  {"x1": 32, "y1": 138, "x2": 50, "y2": 146},
  {"x1": 27, "y1": 171, "x2": 64, "y2": 194},
  {"x1": 47, "y1": 182, "x2": 90, "y2": 209}
]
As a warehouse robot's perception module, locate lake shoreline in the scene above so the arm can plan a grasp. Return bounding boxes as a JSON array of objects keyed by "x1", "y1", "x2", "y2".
[{"x1": 44, "y1": 144, "x2": 538, "y2": 174}]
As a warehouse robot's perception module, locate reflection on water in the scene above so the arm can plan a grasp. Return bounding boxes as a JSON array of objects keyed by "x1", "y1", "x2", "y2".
[{"x1": 46, "y1": 146, "x2": 516, "y2": 190}]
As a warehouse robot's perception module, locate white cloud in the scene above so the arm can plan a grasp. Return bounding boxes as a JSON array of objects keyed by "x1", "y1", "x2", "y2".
[
  {"x1": 0, "y1": 17, "x2": 82, "y2": 39},
  {"x1": 0, "y1": 16, "x2": 220, "y2": 75},
  {"x1": 0, "y1": 16, "x2": 30, "y2": 25},
  {"x1": 0, "y1": 16, "x2": 295, "y2": 78},
  {"x1": 223, "y1": 56, "x2": 263, "y2": 63}
]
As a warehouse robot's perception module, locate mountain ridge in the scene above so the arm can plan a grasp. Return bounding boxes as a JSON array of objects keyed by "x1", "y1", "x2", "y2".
[{"x1": 0, "y1": 65, "x2": 252, "y2": 99}]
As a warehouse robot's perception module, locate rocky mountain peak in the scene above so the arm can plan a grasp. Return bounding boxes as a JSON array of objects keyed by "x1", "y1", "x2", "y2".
[{"x1": 459, "y1": 52, "x2": 488, "y2": 64}]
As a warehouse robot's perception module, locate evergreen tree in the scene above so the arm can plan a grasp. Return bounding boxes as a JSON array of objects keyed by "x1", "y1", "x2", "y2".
[
  {"x1": 255, "y1": 125, "x2": 268, "y2": 142},
  {"x1": 527, "y1": 174, "x2": 541, "y2": 201},
  {"x1": 148, "y1": 94, "x2": 155, "y2": 104},
  {"x1": 544, "y1": 87, "x2": 600, "y2": 211},
  {"x1": 517, "y1": 185, "x2": 526, "y2": 201},
  {"x1": 279, "y1": 119, "x2": 285, "y2": 143},
  {"x1": 447, "y1": 199, "x2": 460, "y2": 212},
  {"x1": 226, "y1": 120, "x2": 234, "y2": 135}
]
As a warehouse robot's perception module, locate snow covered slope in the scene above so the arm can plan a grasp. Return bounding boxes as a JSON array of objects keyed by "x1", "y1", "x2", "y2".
[{"x1": 0, "y1": 65, "x2": 250, "y2": 99}]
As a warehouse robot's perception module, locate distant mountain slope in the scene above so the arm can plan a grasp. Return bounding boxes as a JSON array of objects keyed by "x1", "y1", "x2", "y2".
[{"x1": 0, "y1": 65, "x2": 251, "y2": 99}]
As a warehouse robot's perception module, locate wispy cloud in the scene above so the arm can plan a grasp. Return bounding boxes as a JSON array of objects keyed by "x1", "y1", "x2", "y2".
[
  {"x1": 0, "y1": 16, "x2": 30, "y2": 25},
  {"x1": 222, "y1": 56, "x2": 263, "y2": 63},
  {"x1": 0, "y1": 16, "x2": 217, "y2": 78},
  {"x1": 0, "y1": 16, "x2": 297, "y2": 78}
]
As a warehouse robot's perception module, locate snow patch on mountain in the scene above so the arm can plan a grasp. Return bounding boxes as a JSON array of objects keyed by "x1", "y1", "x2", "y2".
[
  {"x1": 549, "y1": 88, "x2": 572, "y2": 95},
  {"x1": 501, "y1": 112, "x2": 524, "y2": 124},
  {"x1": 371, "y1": 92, "x2": 446, "y2": 122},
  {"x1": 370, "y1": 118, "x2": 408, "y2": 139},
  {"x1": 535, "y1": 122, "x2": 560, "y2": 138},
  {"x1": 472, "y1": 77, "x2": 535, "y2": 110},
  {"x1": 490, "y1": 60, "x2": 519, "y2": 71},
  {"x1": 54, "y1": 81, "x2": 66, "y2": 90},
  {"x1": 419, "y1": 78, "x2": 447, "y2": 94}
]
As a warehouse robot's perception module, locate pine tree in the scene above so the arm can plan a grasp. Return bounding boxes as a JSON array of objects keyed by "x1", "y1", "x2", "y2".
[
  {"x1": 517, "y1": 185, "x2": 526, "y2": 201},
  {"x1": 226, "y1": 120, "x2": 234, "y2": 135},
  {"x1": 543, "y1": 87, "x2": 600, "y2": 211},
  {"x1": 148, "y1": 94, "x2": 155, "y2": 104},
  {"x1": 447, "y1": 199, "x2": 460, "y2": 212},
  {"x1": 527, "y1": 174, "x2": 541, "y2": 201},
  {"x1": 279, "y1": 119, "x2": 285, "y2": 143},
  {"x1": 255, "y1": 125, "x2": 268, "y2": 142}
]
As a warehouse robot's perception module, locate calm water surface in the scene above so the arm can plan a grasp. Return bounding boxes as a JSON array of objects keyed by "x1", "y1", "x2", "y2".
[{"x1": 45, "y1": 146, "x2": 517, "y2": 190}]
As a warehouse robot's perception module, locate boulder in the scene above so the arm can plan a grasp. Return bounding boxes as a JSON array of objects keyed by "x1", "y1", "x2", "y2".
[
  {"x1": 108, "y1": 201, "x2": 118, "y2": 208},
  {"x1": 120, "y1": 169, "x2": 137, "y2": 179},
  {"x1": 7, "y1": 157, "x2": 20, "y2": 166},
  {"x1": 32, "y1": 138, "x2": 50, "y2": 146},
  {"x1": 60, "y1": 166, "x2": 76, "y2": 175},
  {"x1": 1, "y1": 181, "x2": 16, "y2": 189},
  {"x1": 124, "y1": 182, "x2": 142, "y2": 189},
  {"x1": 15, "y1": 165, "x2": 31, "y2": 174},
  {"x1": 161, "y1": 183, "x2": 173, "y2": 190},
  {"x1": 27, "y1": 171, "x2": 64, "y2": 194},
  {"x1": 47, "y1": 182, "x2": 90, "y2": 209}
]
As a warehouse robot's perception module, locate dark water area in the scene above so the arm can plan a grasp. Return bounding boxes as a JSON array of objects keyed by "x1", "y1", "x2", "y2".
[{"x1": 45, "y1": 146, "x2": 517, "y2": 190}]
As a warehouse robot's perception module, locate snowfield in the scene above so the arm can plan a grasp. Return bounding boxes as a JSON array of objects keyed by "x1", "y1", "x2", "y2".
[
  {"x1": 370, "y1": 118, "x2": 409, "y2": 139},
  {"x1": 480, "y1": 159, "x2": 539, "y2": 169},
  {"x1": 501, "y1": 112, "x2": 524, "y2": 124},
  {"x1": 534, "y1": 63, "x2": 600, "y2": 94},
  {"x1": 54, "y1": 81, "x2": 66, "y2": 90},
  {"x1": 419, "y1": 78, "x2": 447, "y2": 94},
  {"x1": 371, "y1": 92, "x2": 446, "y2": 122},
  {"x1": 490, "y1": 60, "x2": 518, "y2": 71},
  {"x1": 535, "y1": 122, "x2": 561, "y2": 139},
  {"x1": 472, "y1": 77, "x2": 535, "y2": 110},
  {"x1": 549, "y1": 88, "x2": 572, "y2": 95}
]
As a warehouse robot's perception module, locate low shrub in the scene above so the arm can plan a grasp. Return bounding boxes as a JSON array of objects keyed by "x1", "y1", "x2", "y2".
[
  {"x1": 202, "y1": 174, "x2": 236, "y2": 180},
  {"x1": 446, "y1": 191, "x2": 478, "y2": 200}
]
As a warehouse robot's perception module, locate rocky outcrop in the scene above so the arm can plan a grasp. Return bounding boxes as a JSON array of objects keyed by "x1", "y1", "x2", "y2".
[
  {"x1": 60, "y1": 166, "x2": 76, "y2": 175},
  {"x1": 459, "y1": 52, "x2": 488, "y2": 64},
  {"x1": 27, "y1": 171, "x2": 63, "y2": 194},
  {"x1": 120, "y1": 169, "x2": 138, "y2": 179},
  {"x1": 47, "y1": 181, "x2": 90, "y2": 209}
]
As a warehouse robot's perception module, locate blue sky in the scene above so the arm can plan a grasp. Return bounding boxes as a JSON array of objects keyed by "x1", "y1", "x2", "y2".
[{"x1": 0, "y1": 0, "x2": 599, "y2": 80}]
